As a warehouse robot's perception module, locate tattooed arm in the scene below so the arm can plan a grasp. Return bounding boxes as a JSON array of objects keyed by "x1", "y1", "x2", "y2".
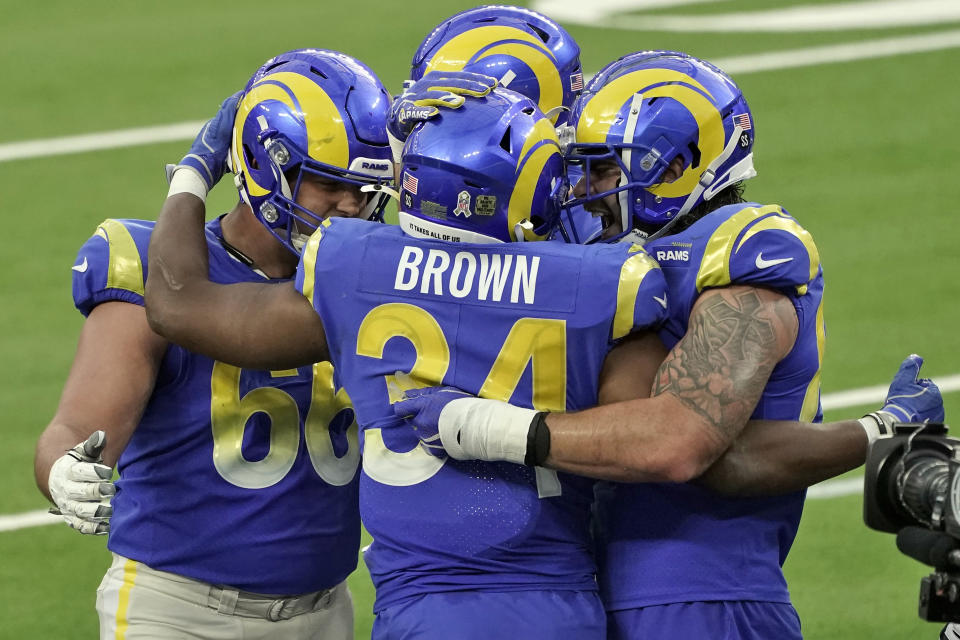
[
  {"x1": 544, "y1": 285, "x2": 799, "y2": 483},
  {"x1": 399, "y1": 284, "x2": 875, "y2": 491}
]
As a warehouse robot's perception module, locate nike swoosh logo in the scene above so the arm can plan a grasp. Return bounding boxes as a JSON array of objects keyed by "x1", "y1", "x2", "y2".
[
  {"x1": 71, "y1": 257, "x2": 89, "y2": 273},
  {"x1": 755, "y1": 253, "x2": 793, "y2": 270},
  {"x1": 654, "y1": 294, "x2": 667, "y2": 309}
]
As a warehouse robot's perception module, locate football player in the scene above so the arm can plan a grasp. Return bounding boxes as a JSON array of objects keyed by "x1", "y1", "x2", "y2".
[
  {"x1": 145, "y1": 87, "x2": 669, "y2": 638},
  {"x1": 389, "y1": 51, "x2": 945, "y2": 640},
  {"x1": 34, "y1": 49, "x2": 393, "y2": 640},
  {"x1": 391, "y1": 4, "x2": 600, "y2": 243}
]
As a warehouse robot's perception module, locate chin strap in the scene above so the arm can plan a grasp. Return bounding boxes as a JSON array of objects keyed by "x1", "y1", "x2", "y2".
[
  {"x1": 290, "y1": 232, "x2": 310, "y2": 253},
  {"x1": 361, "y1": 183, "x2": 400, "y2": 201},
  {"x1": 361, "y1": 183, "x2": 400, "y2": 222},
  {"x1": 513, "y1": 219, "x2": 535, "y2": 242},
  {"x1": 644, "y1": 123, "x2": 745, "y2": 244},
  {"x1": 544, "y1": 105, "x2": 569, "y2": 124}
]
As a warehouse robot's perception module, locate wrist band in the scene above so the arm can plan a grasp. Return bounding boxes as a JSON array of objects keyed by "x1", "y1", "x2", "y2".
[
  {"x1": 167, "y1": 167, "x2": 209, "y2": 201},
  {"x1": 858, "y1": 412, "x2": 893, "y2": 444},
  {"x1": 524, "y1": 412, "x2": 551, "y2": 466}
]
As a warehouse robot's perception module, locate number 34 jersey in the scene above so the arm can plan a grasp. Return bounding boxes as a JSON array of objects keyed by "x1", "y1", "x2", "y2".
[
  {"x1": 72, "y1": 218, "x2": 361, "y2": 595},
  {"x1": 295, "y1": 218, "x2": 668, "y2": 612}
]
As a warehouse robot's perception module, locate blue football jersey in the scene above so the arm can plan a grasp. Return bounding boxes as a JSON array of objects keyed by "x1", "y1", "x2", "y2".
[
  {"x1": 72, "y1": 218, "x2": 361, "y2": 595},
  {"x1": 295, "y1": 218, "x2": 668, "y2": 612},
  {"x1": 597, "y1": 203, "x2": 826, "y2": 610}
]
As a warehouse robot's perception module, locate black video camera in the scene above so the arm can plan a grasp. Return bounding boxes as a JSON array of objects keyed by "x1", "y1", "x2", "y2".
[{"x1": 863, "y1": 422, "x2": 960, "y2": 622}]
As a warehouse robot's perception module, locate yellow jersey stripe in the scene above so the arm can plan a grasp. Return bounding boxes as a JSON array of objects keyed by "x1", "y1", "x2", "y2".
[
  {"x1": 735, "y1": 212, "x2": 820, "y2": 288},
  {"x1": 299, "y1": 224, "x2": 326, "y2": 304},
  {"x1": 97, "y1": 220, "x2": 145, "y2": 296},
  {"x1": 613, "y1": 250, "x2": 660, "y2": 340},
  {"x1": 695, "y1": 204, "x2": 783, "y2": 292},
  {"x1": 799, "y1": 293, "x2": 827, "y2": 422}
]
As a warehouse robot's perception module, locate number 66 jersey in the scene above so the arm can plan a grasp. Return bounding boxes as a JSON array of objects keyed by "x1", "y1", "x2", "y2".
[
  {"x1": 295, "y1": 217, "x2": 668, "y2": 612},
  {"x1": 72, "y1": 217, "x2": 361, "y2": 595}
]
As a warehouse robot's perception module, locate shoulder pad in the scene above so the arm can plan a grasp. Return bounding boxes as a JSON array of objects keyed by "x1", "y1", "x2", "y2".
[
  {"x1": 72, "y1": 219, "x2": 153, "y2": 316},
  {"x1": 695, "y1": 205, "x2": 820, "y2": 295},
  {"x1": 612, "y1": 243, "x2": 668, "y2": 340}
]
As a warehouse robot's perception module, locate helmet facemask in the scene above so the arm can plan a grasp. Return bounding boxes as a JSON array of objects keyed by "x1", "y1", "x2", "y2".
[
  {"x1": 561, "y1": 50, "x2": 758, "y2": 243},
  {"x1": 231, "y1": 49, "x2": 395, "y2": 255},
  {"x1": 239, "y1": 132, "x2": 393, "y2": 253}
]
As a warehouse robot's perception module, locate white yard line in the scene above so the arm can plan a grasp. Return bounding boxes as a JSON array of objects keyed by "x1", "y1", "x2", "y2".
[
  {"x1": 534, "y1": 0, "x2": 960, "y2": 31},
  {"x1": 0, "y1": 121, "x2": 206, "y2": 163},
  {"x1": 807, "y1": 476, "x2": 865, "y2": 500},
  {"x1": 823, "y1": 374, "x2": 960, "y2": 412},
  {"x1": 3, "y1": 29, "x2": 960, "y2": 164},
  {"x1": 4, "y1": 376, "x2": 959, "y2": 531},
  {"x1": 0, "y1": 509, "x2": 60, "y2": 532},
  {"x1": 713, "y1": 29, "x2": 960, "y2": 74}
]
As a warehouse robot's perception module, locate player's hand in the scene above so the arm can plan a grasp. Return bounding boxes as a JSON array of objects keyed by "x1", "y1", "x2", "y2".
[
  {"x1": 392, "y1": 385, "x2": 542, "y2": 464},
  {"x1": 48, "y1": 431, "x2": 114, "y2": 535},
  {"x1": 387, "y1": 71, "x2": 498, "y2": 142},
  {"x1": 166, "y1": 91, "x2": 242, "y2": 200},
  {"x1": 393, "y1": 386, "x2": 474, "y2": 457},
  {"x1": 861, "y1": 354, "x2": 944, "y2": 442},
  {"x1": 881, "y1": 355, "x2": 943, "y2": 422}
]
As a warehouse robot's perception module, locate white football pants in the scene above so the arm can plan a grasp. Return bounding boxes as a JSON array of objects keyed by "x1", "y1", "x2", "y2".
[{"x1": 96, "y1": 553, "x2": 353, "y2": 639}]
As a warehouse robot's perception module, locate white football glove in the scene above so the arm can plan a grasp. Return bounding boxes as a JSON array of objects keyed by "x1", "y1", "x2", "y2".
[{"x1": 48, "y1": 431, "x2": 114, "y2": 535}]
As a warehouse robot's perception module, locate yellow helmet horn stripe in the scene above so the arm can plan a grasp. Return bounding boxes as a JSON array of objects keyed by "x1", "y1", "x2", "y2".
[
  {"x1": 644, "y1": 83, "x2": 723, "y2": 199},
  {"x1": 577, "y1": 69, "x2": 723, "y2": 198},
  {"x1": 233, "y1": 71, "x2": 349, "y2": 197},
  {"x1": 473, "y1": 43, "x2": 564, "y2": 124},
  {"x1": 576, "y1": 69, "x2": 711, "y2": 143},
  {"x1": 508, "y1": 129, "x2": 561, "y2": 241},
  {"x1": 426, "y1": 26, "x2": 565, "y2": 123},
  {"x1": 519, "y1": 117, "x2": 560, "y2": 166}
]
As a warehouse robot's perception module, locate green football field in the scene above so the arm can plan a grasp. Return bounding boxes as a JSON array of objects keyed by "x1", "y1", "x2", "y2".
[{"x1": 2, "y1": 1, "x2": 959, "y2": 637}]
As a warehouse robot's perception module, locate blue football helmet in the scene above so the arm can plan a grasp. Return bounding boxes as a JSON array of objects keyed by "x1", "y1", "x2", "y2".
[
  {"x1": 563, "y1": 50, "x2": 757, "y2": 240},
  {"x1": 398, "y1": 87, "x2": 567, "y2": 243},
  {"x1": 230, "y1": 49, "x2": 394, "y2": 254},
  {"x1": 411, "y1": 5, "x2": 582, "y2": 125}
]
